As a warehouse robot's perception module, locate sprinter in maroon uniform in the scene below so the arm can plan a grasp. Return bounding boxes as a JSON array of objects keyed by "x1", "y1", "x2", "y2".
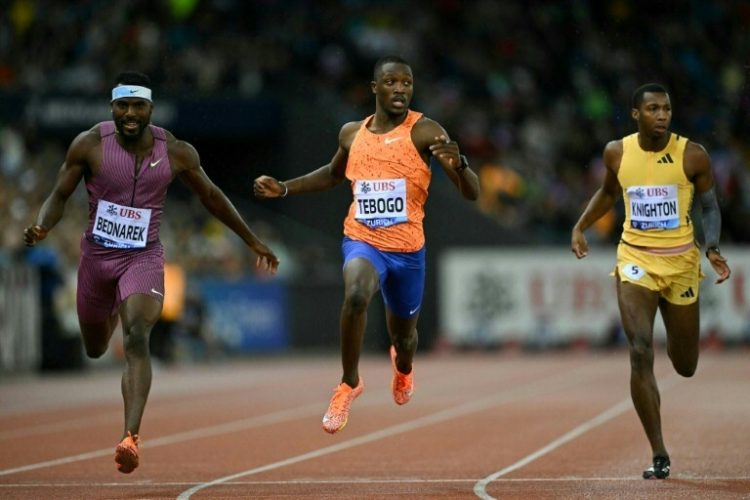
[{"x1": 23, "y1": 71, "x2": 279, "y2": 473}]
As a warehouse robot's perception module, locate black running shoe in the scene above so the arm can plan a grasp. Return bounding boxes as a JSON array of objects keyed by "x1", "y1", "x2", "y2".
[{"x1": 643, "y1": 456, "x2": 670, "y2": 479}]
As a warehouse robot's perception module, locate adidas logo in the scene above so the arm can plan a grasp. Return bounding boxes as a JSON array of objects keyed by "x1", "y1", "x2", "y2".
[
  {"x1": 680, "y1": 287, "x2": 695, "y2": 298},
  {"x1": 657, "y1": 153, "x2": 674, "y2": 164}
]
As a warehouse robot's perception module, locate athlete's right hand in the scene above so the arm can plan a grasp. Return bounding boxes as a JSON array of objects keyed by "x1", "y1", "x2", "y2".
[
  {"x1": 253, "y1": 175, "x2": 285, "y2": 199},
  {"x1": 571, "y1": 227, "x2": 588, "y2": 259},
  {"x1": 23, "y1": 225, "x2": 48, "y2": 247}
]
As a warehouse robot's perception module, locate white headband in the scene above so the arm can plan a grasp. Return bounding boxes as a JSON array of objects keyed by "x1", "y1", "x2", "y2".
[{"x1": 111, "y1": 85, "x2": 152, "y2": 102}]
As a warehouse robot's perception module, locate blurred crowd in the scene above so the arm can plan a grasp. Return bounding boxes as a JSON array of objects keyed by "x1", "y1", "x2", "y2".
[
  {"x1": 2, "y1": 0, "x2": 749, "y2": 272},
  {"x1": 2, "y1": 0, "x2": 749, "y2": 367}
]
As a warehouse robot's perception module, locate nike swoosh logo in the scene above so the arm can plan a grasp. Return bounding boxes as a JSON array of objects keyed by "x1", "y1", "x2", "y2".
[
  {"x1": 409, "y1": 307, "x2": 420, "y2": 315},
  {"x1": 384, "y1": 137, "x2": 402, "y2": 145},
  {"x1": 151, "y1": 288, "x2": 164, "y2": 297},
  {"x1": 129, "y1": 89, "x2": 138, "y2": 94},
  {"x1": 149, "y1": 157, "x2": 164, "y2": 168}
]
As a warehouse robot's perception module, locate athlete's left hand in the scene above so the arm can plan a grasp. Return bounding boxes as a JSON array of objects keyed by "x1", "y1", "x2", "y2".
[
  {"x1": 248, "y1": 240, "x2": 280, "y2": 275},
  {"x1": 707, "y1": 251, "x2": 731, "y2": 284},
  {"x1": 429, "y1": 135, "x2": 460, "y2": 169}
]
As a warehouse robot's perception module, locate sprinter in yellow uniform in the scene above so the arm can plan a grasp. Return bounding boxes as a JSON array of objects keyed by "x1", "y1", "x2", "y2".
[{"x1": 571, "y1": 83, "x2": 731, "y2": 479}]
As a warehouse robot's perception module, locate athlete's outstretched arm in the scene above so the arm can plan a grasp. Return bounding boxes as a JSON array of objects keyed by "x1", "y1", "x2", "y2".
[
  {"x1": 571, "y1": 140, "x2": 622, "y2": 259},
  {"x1": 254, "y1": 158, "x2": 346, "y2": 199},
  {"x1": 23, "y1": 129, "x2": 94, "y2": 246},
  {"x1": 172, "y1": 139, "x2": 279, "y2": 273},
  {"x1": 254, "y1": 122, "x2": 358, "y2": 199}
]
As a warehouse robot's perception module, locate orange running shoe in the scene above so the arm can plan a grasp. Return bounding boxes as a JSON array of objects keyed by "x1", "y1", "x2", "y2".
[
  {"x1": 115, "y1": 431, "x2": 140, "y2": 474},
  {"x1": 390, "y1": 346, "x2": 414, "y2": 405},
  {"x1": 322, "y1": 379, "x2": 364, "y2": 434}
]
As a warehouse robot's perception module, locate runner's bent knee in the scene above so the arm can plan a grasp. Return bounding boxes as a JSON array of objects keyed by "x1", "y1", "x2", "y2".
[
  {"x1": 667, "y1": 346, "x2": 697, "y2": 377},
  {"x1": 122, "y1": 326, "x2": 150, "y2": 357},
  {"x1": 343, "y1": 286, "x2": 371, "y2": 314},
  {"x1": 80, "y1": 321, "x2": 115, "y2": 358}
]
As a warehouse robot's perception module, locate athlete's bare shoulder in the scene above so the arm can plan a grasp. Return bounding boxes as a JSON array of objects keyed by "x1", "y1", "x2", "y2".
[
  {"x1": 162, "y1": 128, "x2": 178, "y2": 144},
  {"x1": 65, "y1": 124, "x2": 102, "y2": 168},
  {"x1": 71, "y1": 124, "x2": 102, "y2": 149},
  {"x1": 412, "y1": 115, "x2": 443, "y2": 133},
  {"x1": 339, "y1": 120, "x2": 364, "y2": 150},
  {"x1": 411, "y1": 115, "x2": 446, "y2": 151},
  {"x1": 603, "y1": 138, "x2": 623, "y2": 154},
  {"x1": 603, "y1": 139, "x2": 624, "y2": 174},
  {"x1": 683, "y1": 140, "x2": 711, "y2": 178},
  {"x1": 164, "y1": 130, "x2": 200, "y2": 173},
  {"x1": 413, "y1": 115, "x2": 439, "y2": 127},
  {"x1": 685, "y1": 139, "x2": 709, "y2": 157}
]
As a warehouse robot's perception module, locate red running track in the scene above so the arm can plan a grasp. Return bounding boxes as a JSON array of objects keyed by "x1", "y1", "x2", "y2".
[{"x1": 1, "y1": 349, "x2": 749, "y2": 499}]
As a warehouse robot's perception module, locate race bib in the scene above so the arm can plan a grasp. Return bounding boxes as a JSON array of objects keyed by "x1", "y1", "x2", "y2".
[
  {"x1": 627, "y1": 185, "x2": 679, "y2": 230},
  {"x1": 621, "y1": 262, "x2": 646, "y2": 280},
  {"x1": 353, "y1": 178, "x2": 408, "y2": 229},
  {"x1": 92, "y1": 199, "x2": 151, "y2": 248}
]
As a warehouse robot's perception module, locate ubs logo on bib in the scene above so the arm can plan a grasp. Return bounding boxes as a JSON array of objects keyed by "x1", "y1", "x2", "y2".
[
  {"x1": 119, "y1": 208, "x2": 143, "y2": 220},
  {"x1": 372, "y1": 181, "x2": 397, "y2": 191}
]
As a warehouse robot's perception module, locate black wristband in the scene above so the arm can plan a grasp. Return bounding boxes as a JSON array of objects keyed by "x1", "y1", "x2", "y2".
[
  {"x1": 706, "y1": 246, "x2": 720, "y2": 258},
  {"x1": 456, "y1": 154, "x2": 469, "y2": 172}
]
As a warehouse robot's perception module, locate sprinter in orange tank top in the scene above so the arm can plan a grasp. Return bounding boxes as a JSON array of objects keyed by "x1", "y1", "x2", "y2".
[
  {"x1": 571, "y1": 83, "x2": 731, "y2": 479},
  {"x1": 254, "y1": 56, "x2": 479, "y2": 434}
]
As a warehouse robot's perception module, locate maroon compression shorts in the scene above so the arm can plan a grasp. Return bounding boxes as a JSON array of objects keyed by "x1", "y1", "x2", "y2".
[{"x1": 76, "y1": 236, "x2": 165, "y2": 323}]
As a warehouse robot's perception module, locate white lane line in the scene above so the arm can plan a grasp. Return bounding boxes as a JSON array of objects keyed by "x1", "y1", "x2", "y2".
[
  {"x1": 0, "y1": 403, "x2": 320, "y2": 477},
  {"x1": 176, "y1": 363, "x2": 606, "y2": 499},
  {"x1": 0, "y1": 360, "x2": 500, "y2": 476},
  {"x1": 0, "y1": 369, "x2": 303, "y2": 434},
  {"x1": 0, "y1": 357, "x2": 557, "y2": 477},
  {"x1": 0, "y1": 448, "x2": 114, "y2": 477},
  {"x1": 2, "y1": 476, "x2": 749, "y2": 488},
  {"x1": 473, "y1": 373, "x2": 684, "y2": 500},
  {"x1": 0, "y1": 391, "x2": 273, "y2": 440},
  {"x1": 0, "y1": 414, "x2": 117, "y2": 440},
  {"x1": 0, "y1": 358, "x2": 601, "y2": 485}
]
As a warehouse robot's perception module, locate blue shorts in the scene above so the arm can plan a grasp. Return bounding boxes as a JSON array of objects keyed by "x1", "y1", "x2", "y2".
[{"x1": 341, "y1": 237, "x2": 426, "y2": 319}]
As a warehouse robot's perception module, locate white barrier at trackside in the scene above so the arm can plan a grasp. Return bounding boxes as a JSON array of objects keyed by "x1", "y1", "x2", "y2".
[
  {"x1": 438, "y1": 246, "x2": 750, "y2": 347},
  {"x1": 0, "y1": 265, "x2": 41, "y2": 371}
]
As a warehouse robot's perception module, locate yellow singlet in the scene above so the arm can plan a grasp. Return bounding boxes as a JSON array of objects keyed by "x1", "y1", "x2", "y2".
[{"x1": 618, "y1": 132, "x2": 695, "y2": 248}]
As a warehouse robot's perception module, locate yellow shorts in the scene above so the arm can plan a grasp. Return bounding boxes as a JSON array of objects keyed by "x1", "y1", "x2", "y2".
[{"x1": 614, "y1": 242, "x2": 703, "y2": 305}]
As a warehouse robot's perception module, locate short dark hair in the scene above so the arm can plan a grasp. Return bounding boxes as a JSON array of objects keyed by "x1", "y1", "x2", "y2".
[
  {"x1": 373, "y1": 55, "x2": 410, "y2": 80},
  {"x1": 114, "y1": 71, "x2": 151, "y2": 87},
  {"x1": 632, "y1": 83, "x2": 668, "y2": 109}
]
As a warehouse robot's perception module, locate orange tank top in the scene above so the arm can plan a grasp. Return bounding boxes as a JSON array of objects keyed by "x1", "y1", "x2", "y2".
[{"x1": 343, "y1": 110, "x2": 431, "y2": 252}]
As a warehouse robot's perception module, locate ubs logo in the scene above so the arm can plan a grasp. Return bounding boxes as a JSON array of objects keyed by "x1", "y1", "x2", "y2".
[
  {"x1": 119, "y1": 208, "x2": 142, "y2": 220},
  {"x1": 372, "y1": 181, "x2": 396, "y2": 191}
]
